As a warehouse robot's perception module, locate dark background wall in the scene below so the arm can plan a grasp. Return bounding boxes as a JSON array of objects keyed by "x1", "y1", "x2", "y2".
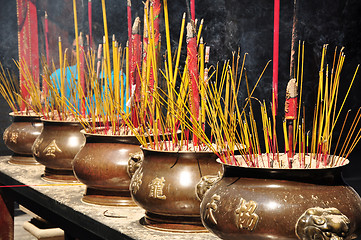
[
  {"x1": 0, "y1": 0, "x2": 18, "y2": 156},
  {"x1": 1, "y1": 0, "x2": 361, "y2": 191}
]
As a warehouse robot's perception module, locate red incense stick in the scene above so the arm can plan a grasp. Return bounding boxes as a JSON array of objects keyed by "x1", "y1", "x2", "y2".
[
  {"x1": 44, "y1": 11, "x2": 49, "y2": 96},
  {"x1": 44, "y1": 11, "x2": 49, "y2": 67},
  {"x1": 127, "y1": 0, "x2": 132, "y2": 49},
  {"x1": 190, "y1": 0, "x2": 195, "y2": 21},
  {"x1": 272, "y1": 0, "x2": 280, "y2": 116},
  {"x1": 152, "y1": 0, "x2": 161, "y2": 46},
  {"x1": 187, "y1": 22, "x2": 200, "y2": 146},
  {"x1": 88, "y1": 0, "x2": 92, "y2": 48},
  {"x1": 127, "y1": 0, "x2": 133, "y2": 109},
  {"x1": 130, "y1": 18, "x2": 141, "y2": 127},
  {"x1": 148, "y1": 1, "x2": 161, "y2": 105},
  {"x1": 79, "y1": 34, "x2": 86, "y2": 117}
]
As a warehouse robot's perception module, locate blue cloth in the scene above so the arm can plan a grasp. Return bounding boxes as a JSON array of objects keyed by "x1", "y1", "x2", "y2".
[
  {"x1": 50, "y1": 65, "x2": 78, "y2": 100},
  {"x1": 50, "y1": 65, "x2": 128, "y2": 113}
]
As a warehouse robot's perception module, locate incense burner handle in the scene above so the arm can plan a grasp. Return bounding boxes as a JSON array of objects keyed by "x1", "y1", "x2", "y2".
[
  {"x1": 196, "y1": 172, "x2": 222, "y2": 201},
  {"x1": 127, "y1": 151, "x2": 144, "y2": 178}
]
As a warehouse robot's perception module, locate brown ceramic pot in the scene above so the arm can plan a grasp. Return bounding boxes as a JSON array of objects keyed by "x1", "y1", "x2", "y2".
[
  {"x1": 130, "y1": 147, "x2": 222, "y2": 232},
  {"x1": 199, "y1": 159, "x2": 361, "y2": 240},
  {"x1": 32, "y1": 119, "x2": 85, "y2": 182},
  {"x1": 3, "y1": 112, "x2": 43, "y2": 165},
  {"x1": 72, "y1": 130, "x2": 141, "y2": 206}
]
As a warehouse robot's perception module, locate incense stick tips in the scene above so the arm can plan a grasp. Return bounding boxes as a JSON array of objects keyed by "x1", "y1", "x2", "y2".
[
  {"x1": 286, "y1": 78, "x2": 298, "y2": 98},
  {"x1": 205, "y1": 46, "x2": 210, "y2": 63},
  {"x1": 186, "y1": 22, "x2": 194, "y2": 38},
  {"x1": 132, "y1": 17, "x2": 141, "y2": 35}
]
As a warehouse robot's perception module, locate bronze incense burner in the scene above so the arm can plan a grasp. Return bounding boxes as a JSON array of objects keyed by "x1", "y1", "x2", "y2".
[
  {"x1": 199, "y1": 158, "x2": 361, "y2": 239},
  {"x1": 130, "y1": 147, "x2": 222, "y2": 232},
  {"x1": 3, "y1": 112, "x2": 42, "y2": 165},
  {"x1": 72, "y1": 130, "x2": 140, "y2": 206},
  {"x1": 32, "y1": 119, "x2": 85, "y2": 182}
]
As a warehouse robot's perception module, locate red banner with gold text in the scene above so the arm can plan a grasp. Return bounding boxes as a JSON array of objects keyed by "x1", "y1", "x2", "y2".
[{"x1": 17, "y1": 0, "x2": 39, "y2": 110}]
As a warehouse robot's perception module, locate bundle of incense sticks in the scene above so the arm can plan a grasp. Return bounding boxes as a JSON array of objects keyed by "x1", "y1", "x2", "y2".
[
  {"x1": 58, "y1": 0, "x2": 207, "y2": 142},
  {"x1": 45, "y1": 0, "x2": 130, "y2": 133},
  {"x1": 24, "y1": 0, "x2": 124, "y2": 126},
  {"x1": 0, "y1": 38, "x2": 84, "y2": 119},
  {"x1": 157, "y1": 41, "x2": 361, "y2": 169},
  {"x1": 235, "y1": 44, "x2": 361, "y2": 169},
  {"x1": 0, "y1": 59, "x2": 43, "y2": 116},
  {"x1": 77, "y1": 34, "x2": 129, "y2": 134},
  {"x1": 40, "y1": 32, "x2": 128, "y2": 130},
  {"x1": 13, "y1": 1, "x2": 91, "y2": 121},
  {"x1": 66, "y1": 1, "x2": 361, "y2": 166},
  {"x1": 117, "y1": 0, "x2": 212, "y2": 151},
  {"x1": 36, "y1": 34, "x2": 86, "y2": 121},
  {"x1": 279, "y1": 44, "x2": 361, "y2": 169},
  {"x1": 156, "y1": 49, "x2": 270, "y2": 161}
]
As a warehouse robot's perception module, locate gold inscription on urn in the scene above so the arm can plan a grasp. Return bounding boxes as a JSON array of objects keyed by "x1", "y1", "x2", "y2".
[
  {"x1": 149, "y1": 177, "x2": 166, "y2": 200},
  {"x1": 131, "y1": 170, "x2": 143, "y2": 194},
  {"x1": 43, "y1": 140, "x2": 62, "y2": 157},
  {"x1": 235, "y1": 198, "x2": 259, "y2": 231},
  {"x1": 10, "y1": 132, "x2": 19, "y2": 144},
  {"x1": 205, "y1": 194, "x2": 221, "y2": 225},
  {"x1": 295, "y1": 207, "x2": 351, "y2": 240},
  {"x1": 3, "y1": 129, "x2": 9, "y2": 142},
  {"x1": 32, "y1": 138, "x2": 43, "y2": 157}
]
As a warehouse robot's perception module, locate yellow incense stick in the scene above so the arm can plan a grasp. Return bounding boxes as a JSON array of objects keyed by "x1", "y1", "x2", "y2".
[{"x1": 73, "y1": 0, "x2": 81, "y2": 99}]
